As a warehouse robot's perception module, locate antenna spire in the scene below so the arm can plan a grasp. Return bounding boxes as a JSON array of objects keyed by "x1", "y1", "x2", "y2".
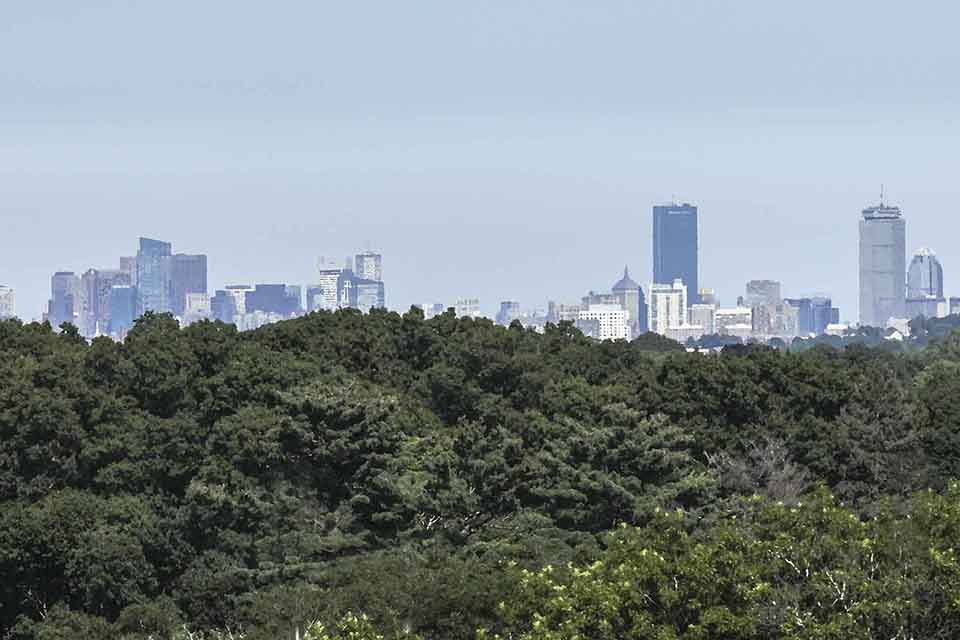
[{"x1": 880, "y1": 184, "x2": 885, "y2": 205}]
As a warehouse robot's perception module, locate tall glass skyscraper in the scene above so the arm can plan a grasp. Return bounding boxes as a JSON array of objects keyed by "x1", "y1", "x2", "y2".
[
  {"x1": 136, "y1": 237, "x2": 172, "y2": 315},
  {"x1": 859, "y1": 199, "x2": 906, "y2": 327},
  {"x1": 653, "y1": 203, "x2": 699, "y2": 304},
  {"x1": 907, "y1": 247, "x2": 943, "y2": 299}
]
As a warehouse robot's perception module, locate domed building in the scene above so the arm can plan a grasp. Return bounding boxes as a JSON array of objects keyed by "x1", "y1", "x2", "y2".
[{"x1": 612, "y1": 266, "x2": 647, "y2": 335}]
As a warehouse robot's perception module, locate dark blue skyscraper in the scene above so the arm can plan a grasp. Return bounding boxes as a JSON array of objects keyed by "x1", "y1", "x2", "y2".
[{"x1": 652, "y1": 202, "x2": 699, "y2": 304}]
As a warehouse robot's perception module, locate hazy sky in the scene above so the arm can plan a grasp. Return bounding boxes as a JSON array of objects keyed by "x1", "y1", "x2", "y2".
[{"x1": 3, "y1": 1, "x2": 959, "y2": 321}]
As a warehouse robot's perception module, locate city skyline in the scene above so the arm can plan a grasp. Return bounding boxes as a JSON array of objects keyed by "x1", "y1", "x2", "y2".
[{"x1": 4, "y1": 3, "x2": 960, "y2": 327}]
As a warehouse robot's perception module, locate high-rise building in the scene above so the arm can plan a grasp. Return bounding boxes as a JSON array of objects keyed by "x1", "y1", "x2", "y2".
[
  {"x1": 612, "y1": 267, "x2": 647, "y2": 334},
  {"x1": 496, "y1": 301, "x2": 522, "y2": 326},
  {"x1": 752, "y1": 303, "x2": 799, "y2": 338},
  {"x1": 49, "y1": 272, "x2": 80, "y2": 328},
  {"x1": 246, "y1": 284, "x2": 301, "y2": 316},
  {"x1": 210, "y1": 290, "x2": 236, "y2": 324},
  {"x1": 785, "y1": 297, "x2": 840, "y2": 336},
  {"x1": 417, "y1": 303, "x2": 447, "y2": 320},
  {"x1": 907, "y1": 247, "x2": 943, "y2": 299},
  {"x1": 171, "y1": 254, "x2": 208, "y2": 317},
  {"x1": 653, "y1": 202, "x2": 699, "y2": 304},
  {"x1": 454, "y1": 298, "x2": 482, "y2": 319},
  {"x1": 183, "y1": 293, "x2": 211, "y2": 324},
  {"x1": 688, "y1": 303, "x2": 716, "y2": 335},
  {"x1": 136, "y1": 237, "x2": 173, "y2": 315},
  {"x1": 314, "y1": 262, "x2": 343, "y2": 311},
  {"x1": 859, "y1": 198, "x2": 906, "y2": 326},
  {"x1": 119, "y1": 256, "x2": 137, "y2": 286},
  {"x1": 223, "y1": 285, "x2": 255, "y2": 316},
  {"x1": 109, "y1": 285, "x2": 137, "y2": 335},
  {"x1": 578, "y1": 304, "x2": 630, "y2": 341},
  {"x1": 745, "y1": 280, "x2": 782, "y2": 306},
  {"x1": 353, "y1": 279, "x2": 385, "y2": 313},
  {"x1": 0, "y1": 286, "x2": 15, "y2": 319},
  {"x1": 546, "y1": 302, "x2": 582, "y2": 324},
  {"x1": 715, "y1": 307, "x2": 753, "y2": 340},
  {"x1": 647, "y1": 279, "x2": 688, "y2": 336},
  {"x1": 355, "y1": 252, "x2": 383, "y2": 282}
]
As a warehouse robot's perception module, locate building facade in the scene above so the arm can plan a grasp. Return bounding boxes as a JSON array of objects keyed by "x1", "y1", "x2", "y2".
[
  {"x1": 0, "y1": 286, "x2": 15, "y2": 319},
  {"x1": 859, "y1": 200, "x2": 906, "y2": 326},
  {"x1": 745, "y1": 280, "x2": 782, "y2": 306},
  {"x1": 579, "y1": 304, "x2": 630, "y2": 341},
  {"x1": 49, "y1": 272, "x2": 80, "y2": 328},
  {"x1": 647, "y1": 279, "x2": 688, "y2": 336},
  {"x1": 355, "y1": 252, "x2": 383, "y2": 282},
  {"x1": 907, "y1": 247, "x2": 943, "y2": 299},
  {"x1": 171, "y1": 254, "x2": 208, "y2": 317},
  {"x1": 653, "y1": 202, "x2": 699, "y2": 304},
  {"x1": 136, "y1": 237, "x2": 173, "y2": 315}
]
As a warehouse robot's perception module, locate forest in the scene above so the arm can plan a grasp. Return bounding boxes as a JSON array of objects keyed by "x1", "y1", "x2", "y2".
[{"x1": 3, "y1": 308, "x2": 960, "y2": 639}]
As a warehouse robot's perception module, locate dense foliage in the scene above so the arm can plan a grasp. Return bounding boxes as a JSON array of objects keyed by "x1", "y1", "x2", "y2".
[{"x1": 2, "y1": 309, "x2": 960, "y2": 639}]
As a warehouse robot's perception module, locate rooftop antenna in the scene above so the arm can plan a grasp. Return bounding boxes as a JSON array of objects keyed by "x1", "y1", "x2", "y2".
[{"x1": 880, "y1": 184, "x2": 885, "y2": 206}]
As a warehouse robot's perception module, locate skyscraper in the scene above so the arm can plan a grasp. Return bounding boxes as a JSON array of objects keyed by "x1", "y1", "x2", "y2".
[
  {"x1": 745, "y1": 280, "x2": 782, "y2": 306},
  {"x1": 314, "y1": 262, "x2": 344, "y2": 311},
  {"x1": 653, "y1": 202, "x2": 699, "y2": 304},
  {"x1": 109, "y1": 285, "x2": 137, "y2": 335},
  {"x1": 859, "y1": 198, "x2": 906, "y2": 326},
  {"x1": 0, "y1": 286, "x2": 15, "y2": 319},
  {"x1": 49, "y1": 272, "x2": 80, "y2": 328},
  {"x1": 647, "y1": 279, "x2": 688, "y2": 336},
  {"x1": 136, "y1": 237, "x2": 172, "y2": 315},
  {"x1": 355, "y1": 251, "x2": 383, "y2": 282},
  {"x1": 907, "y1": 247, "x2": 943, "y2": 299},
  {"x1": 171, "y1": 253, "x2": 208, "y2": 317}
]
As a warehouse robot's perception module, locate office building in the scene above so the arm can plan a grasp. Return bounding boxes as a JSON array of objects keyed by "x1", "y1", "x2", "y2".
[
  {"x1": 907, "y1": 247, "x2": 943, "y2": 299},
  {"x1": 223, "y1": 285, "x2": 255, "y2": 315},
  {"x1": 752, "y1": 302, "x2": 799, "y2": 338},
  {"x1": 109, "y1": 285, "x2": 137, "y2": 335},
  {"x1": 653, "y1": 202, "x2": 699, "y2": 304},
  {"x1": 859, "y1": 198, "x2": 906, "y2": 326},
  {"x1": 689, "y1": 303, "x2": 716, "y2": 335},
  {"x1": 745, "y1": 280, "x2": 782, "y2": 306},
  {"x1": 716, "y1": 307, "x2": 754, "y2": 339},
  {"x1": 417, "y1": 303, "x2": 447, "y2": 320},
  {"x1": 455, "y1": 298, "x2": 482, "y2": 319},
  {"x1": 547, "y1": 302, "x2": 582, "y2": 324},
  {"x1": 0, "y1": 286, "x2": 15, "y2": 319},
  {"x1": 136, "y1": 237, "x2": 173, "y2": 314},
  {"x1": 49, "y1": 272, "x2": 80, "y2": 328},
  {"x1": 210, "y1": 290, "x2": 236, "y2": 324},
  {"x1": 119, "y1": 256, "x2": 137, "y2": 286},
  {"x1": 647, "y1": 279, "x2": 688, "y2": 336},
  {"x1": 246, "y1": 284, "x2": 301, "y2": 317},
  {"x1": 355, "y1": 252, "x2": 383, "y2": 282},
  {"x1": 183, "y1": 293, "x2": 211, "y2": 324},
  {"x1": 579, "y1": 304, "x2": 630, "y2": 341},
  {"x1": 785, "y1": 297, "x2": 840, "y2": 336},
  {"x1": 905, "y1": 297, "x2": 945, "y2": 320},
  {"x1": 496, "y1": 301, "x2": 522, "y2": 326},
  {"x1": 353, "y1": 279, "x2": 385, "y2": 313},
  {"x1": 171, "y1": 254, "x2": 208, "y2": 317},
  {"x1": 698, "y1": 288, "x2": 717, "y2": 306},
  {"x1": 314, "y1": 262, "x2": 344, "y2": 311},
  {"x1": 612, "y1": 266, "x2": 647, "y2": 334}
]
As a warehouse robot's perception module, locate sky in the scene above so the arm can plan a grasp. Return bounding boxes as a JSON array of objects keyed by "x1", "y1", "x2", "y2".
[{"x1": 3, "y1": 1, "x2": 959, "y2": 321}]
